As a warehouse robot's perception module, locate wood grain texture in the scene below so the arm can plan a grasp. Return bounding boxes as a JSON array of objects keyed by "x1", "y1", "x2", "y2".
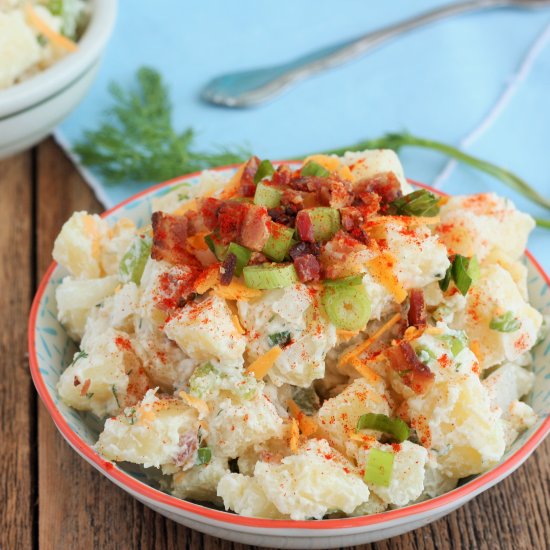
[{"x1": 1, "y1": 138, "x2": 548, "y2": 550}]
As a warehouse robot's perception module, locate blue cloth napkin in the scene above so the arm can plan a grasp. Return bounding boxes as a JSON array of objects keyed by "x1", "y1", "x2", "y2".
[{"x1": 55, "y1": 0, "x2": 550, "y2": 270}]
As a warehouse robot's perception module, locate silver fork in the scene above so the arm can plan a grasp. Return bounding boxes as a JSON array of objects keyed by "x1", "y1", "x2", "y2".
[{"x1": 201, "y1": 0, "x2": 550, "y2": 108}]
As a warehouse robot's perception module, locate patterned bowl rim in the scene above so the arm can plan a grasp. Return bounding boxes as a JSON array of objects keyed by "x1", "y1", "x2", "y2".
[{"x1": 28, "y1": 163, "x2": 550, "y2": 530}]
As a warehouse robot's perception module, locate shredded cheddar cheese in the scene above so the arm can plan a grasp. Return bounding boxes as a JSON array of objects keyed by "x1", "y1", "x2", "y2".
[
  {"x1": 172, "y1": 198, "x2": 199, "y2": 216},
  {"x1": 338, "y1": 312, "x2": 402, "y2": 368},
  {"x1": 194, "y1": 265, "x2": 220, "y2": 294},
  {"x1": 232, "y1": 314, "x2": 246, "y2": 335},
  {"x1": 287, "y1": 399, "x2": 319, "y2": 437},
  {"x1": 245, "y1": 346, "x2": 282, "y2": 379},
  {"x1": 367, "y1": 252, "x2": 407, "y2": 303},
  {"x1": 179, "y1": 391, "x2": 209, "y2": 419},
  {"x1": 213, "y1": 280, "x2": 262, "y2": 301},
  {"x1": 351, "y1": 360, "x2": 382, "y2": 385},
  {"x1": 288, "y1": 418, "x2": 300, "y2": 453},
  {"x1": 219, "y1": 165, "x2": 245, "y2": 199},
  {"x1": 25, "y1": 4, "x2": 78, "y2": 52},
  {"x1": 186, "y1": 232, "x2": 210, "y2": 251}
]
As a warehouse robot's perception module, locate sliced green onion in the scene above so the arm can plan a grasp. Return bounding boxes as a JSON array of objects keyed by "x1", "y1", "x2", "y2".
[
  {"x1": 467, "y1": 255, "x2": 480, "y2": 283},
  {"x1": 356, "y1": 413, "x2": 410, "y2": 442},
  {"x1": 227, "y1": 242, "x2": 252, "y2": 276},
  {"x1": 452, "y1": 255, "x2": 473, "y2": 295},
  {"x1": 490, "y1": 311, "x2": 521, "y2": 333},
  {"x1": 390, "y1": 189, "x2": 440, "y2": 217},
  {"x1": 437, "y1": 334, "x2": 467, "y2": 356},
  {"x1": 415, "y1": 346, "x2": 436, "y2": 363},
  {"x1": 301, "y1": 161, "x2": 330, "y2": 178},
  {"x1": 119, "y1": 235, "x2": 152, "y2": 285},
  {"x1": 323, "y1": 274, "x2": 364, "y2": 287},
  {"x1": 262, "y1": 223, "x2": 295, "y2": 262},
  {"x1": 305, "y1": 207, "x2": 340, "y2": 242},
  {"x1": 268, "y1": 331, "x2": 291, "y2": 347},
  {"x1": 364, "y1": 448, "x2": 394, "y2": 487},
  {"x1": 254, "y1": 159, "x2": 275, "y2": 184},
  {"x1": 243, "y1": 263, "x2": 298, "y2": 289},
  {"x1": 47, "y1": 0, "x2": 63, "y2": 16},
  {"x1": 254, "y1": 182, "x2": 281, "y2": 208},
  {"x1": 321, "y1": 285, "x2": 371, "y2": 330},
  {"x1": 204, "y1": 234, "x2": 228, "y2": 261},
  {"x1": 439, "y1": 264, "x2": 452, "y2": 292},
  {"x1": 197, "y1": 447, "x2": 212, "y2": 465}
]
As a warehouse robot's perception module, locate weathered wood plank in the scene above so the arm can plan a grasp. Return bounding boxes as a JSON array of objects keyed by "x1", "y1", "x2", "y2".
[
  {"x1": 33, "y1": 139, "x2": 550, "y2": 550},
  {"x1": 0, "y1": 151, "x2": 35, "y2": 550}
]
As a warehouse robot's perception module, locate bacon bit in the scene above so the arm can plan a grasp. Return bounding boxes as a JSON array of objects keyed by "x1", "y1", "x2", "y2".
[
  {"x1": 239, "y1": 204, "x2": 270, "y2": 251},
  {"x1": 174, "y1": 432, "x2": 199, "y2": 469},
  {"x1": 271, "y1": 164, "x2": 292, "y2": 187},
  {"x1": 245, "y1": 346, "x2": 283, "y2": 379},
  {"x1": 79, "y1": 379, "x2": 91, "y2": 397},
  {"x1": 294, "y1": 254, "x2": 321, "y2": 283},
  {"x1": 179, "y1": 391, "x2": 209, "y2": 419},
  {"x1": 295, "y1": 210, "x2": 315, "y2": 242},
  {"x1": 240, "y1": 156, "x2": 261, "y2": 196},
  {"x1": 367, "y1": 251, "x2": 407, "y2": 303},
  {"x1": 386, "y1": 341, "x2": 435, "y2": 394},
  {"x1": 232, "y1": 315, "x2": 246, "y2": 335},
  {"x1": 197, "y1": 198, "x2": 222, "y2": 230},
  {"x1": 338, "y1": 312, "x2": 402, "y2": 368},
  {"x1": 357, "y1": 171, "x2": 402, "y2": 206},
  {"x1": 408, "y1": 289, "x2": 427, "y2": 328},
  {"x1": 115, "y1": 336, "x2": 133, "y2": 351},
  {"x1": 220, "y1": 252, "x2": 237, "y2": 286},
  {"x1": 152, "y1": 211, "x2": 200, "y2": 266},
  {"x1": 287, "y1": 399, "x2": 319, "y2": 437},
  {"x1": 217, "y1": 202, "x2": 247, "y2": 244},
  {"x1": 289, "y1": 241, "x2": 320, "y2": 260},
  {"x1": 73, "y1": 376, "x2": 80, "y2": 387},
  {"x1": 213, "y1": 279, "x2": 262, "y2": 301},
  {"x1": 193, "y1": 264, "x2": 220, "y2": 294},
  {"x1": 288, "y1": 418, "x2": 300, "y2": 453}
]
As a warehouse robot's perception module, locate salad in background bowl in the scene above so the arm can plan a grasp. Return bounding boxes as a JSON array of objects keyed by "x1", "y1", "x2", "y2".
[
  {"x1": 29, "y1": 150, "x2": 550, "y2": 548},
  {"x1": 0, "y1": 0, "x2": 116, "y2": 158}
]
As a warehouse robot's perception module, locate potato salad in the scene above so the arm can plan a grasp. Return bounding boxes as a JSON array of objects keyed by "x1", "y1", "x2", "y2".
[
  {"x1": 53, "y1": 150, "x2": 542, "y2": 520},
  {"x1": 0, "y1": 0, "x2": 88, "y2": 89}
]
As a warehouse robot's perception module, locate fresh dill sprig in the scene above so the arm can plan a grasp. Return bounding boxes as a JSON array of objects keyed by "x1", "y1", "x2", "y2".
[{"x1": 73, "y1": 67, "x2": 250, "y2": 184}]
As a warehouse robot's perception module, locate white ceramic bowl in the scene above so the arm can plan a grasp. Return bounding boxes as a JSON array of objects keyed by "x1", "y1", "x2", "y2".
[
  {"x1": 0, "y1": 0, "x2": 117, "y2": 158},
  {"x1": 28, "y1": 166, "x2": 550, "y2": 549}
]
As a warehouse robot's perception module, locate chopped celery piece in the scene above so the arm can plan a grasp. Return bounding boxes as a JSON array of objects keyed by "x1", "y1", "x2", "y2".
[
  {"x1": 227, "y1": 242, "x2": 252, "y2": 276},
  {"x1": 321, "y1": 285, "x2": 371, "y2": 330},
  {"x1": 119, "y1": 235, "x2": 152, "y2": 285},
  {"x1": 254, "y1": 159, "x2": 275, "y2": 183},
  {"x1": 262, "y1": 223, "x2": 295, "y2": 262},
  {"x1": 305, "y1": 207, "x2": 340, "y2": 241},
  {"x1": 323, "y1": 274, "x2": 364, "y2": 287},
  {"x1": 254, "y1": 182, "x2": 281, "y2": 208},
  {"x1": 490, "y1": 311, "x2": 521, "y2": 332},
  {"x1": 268, "y1": 331, "x2": 291, "y2": 347},
  {"x1": 301, "y1": 161, "x2": 330, "y2": 178},
  {"x1": 197, "y1": 447, "x2": 212, "y2": 465},
  {"x1": 243, "y1": 263, "x2": 298, "y2": 289},
  {"x1": 205, "y1": 234, "x2": 228, "y2": 260},
  {"x1": 356, "y1": 413, "x2": 410, "y2": 442},
  {"x1": 364, "y1": 448, "x2": 394, "y2": 487}
]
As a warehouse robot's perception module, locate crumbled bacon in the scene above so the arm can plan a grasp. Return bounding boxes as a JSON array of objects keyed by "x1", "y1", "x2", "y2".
[
  {"x1": 249, "y1": 252, "x2": 268, "y2": 265},
  {"x1": 198, "y1": 197, "x2": 222, "y2": 231},
  {"x1": 289, "y1": 176, "x2": 353, "y2": 209},
  {"x1": 355, "y1": 171, "x2": 402, "y2": 205},
  {"x1": 294, "y1": 254, "x2": 321, "y2": 282},
  {"x1": 295, "y1": 210, "x2": 315, "y2": 242},
  {"x1": 220, "y1": 252, "x2": 237, "y2": 286},
  {"x1": 155, "y1": 267, "x2": 199, "y2": 311},
  {"x1": 271, "y1": 164, "x2": 292, "y2": 187},
  {"x1": 73, "y1": 376, "x2": 80, "y2": 387},
  {"x1": 239, "y1": 156, "x2": 261, "y2": 197},
  {"x1": 386, "y1": 341, "x2": 434, "y2": 394},
  {"x1": 217, "y1": 202, "x2": 247, "y2": 244},
  {"x1": 152, "y1": 212, "x2": 198, "y2": 266},
  {"x1": 280, "y1": 188, "x2": 305, "y2": 209},
  {"x1": 289, "y1": 241, "x2": 320, "y2": 260},
  {"x1": 408, "y1": 289, "x2": 427, "y2": 328},
  {"x1": 239, "y1": 204, "x2": 270, "y2": 251},
  {"x1": 174, "y1": 432, "x2": 199, "y2": 469},
  {"x1": 340, "y1": 207, "x2": 364, "y2": 232},
  {"x1": 268, "y1": 206, "x2": 296, "y2": 226}
]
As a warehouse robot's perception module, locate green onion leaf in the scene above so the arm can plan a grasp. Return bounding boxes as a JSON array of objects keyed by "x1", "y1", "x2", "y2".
[
  {"x1": 119, "y1": 235, "x2": 152, "y2": 285},
  {"x1": 490, "y1": 311, "x2": 521, "y2": 333},
  {"x1": 268, "y1": 331, "x2": 291, "y2": 347},
  {"x1": 321, "y1": 285, "x2": 371, "y2": 330},
  {"x1": 254, "y1": 160, "x2": 275, "y2": 184},
  {"x1": 451, "y1": 255, "x2": 473, "y2": 295},
  {"x1": 227, "y1": 243, "x2": 252, "y2": 276},
  {"x1": 364, "y1": 448, "x2": 394, "y2": 487},
  {"x1": 197, "y1": 447, "x2": 212, "y2": 465},
  {"x1": 437, "y1": 334, "x2": 467, "y2": 356},
  {"x1": 323, "y1": 274, "x2": 364, "y2": 287},
  {"x1": 262, "y1": 223, "x2": 295, "y2": 262},
  {"x1": 390, "y1": 189, "x2": 440, "y2": 217},
  {"x1": 254, "y1": 182, "x2": 282, "y2": 208},
  {"x1": 439, "y1": 264, "x2": 452, "y2": 292},
  {"x1": 356, "y1": 413, "x2": 410, "y2": 442},
  {"x1": 301, "y1": 161, "x2": 330, "y2": 178},
  {"x1": 243, "y1": 263, "x2": 298, "y2": 289}
]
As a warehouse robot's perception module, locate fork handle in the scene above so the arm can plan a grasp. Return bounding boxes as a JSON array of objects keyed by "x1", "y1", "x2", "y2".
[{"x1": 251, "y1": 0, "x2": 508, "y2": 100}]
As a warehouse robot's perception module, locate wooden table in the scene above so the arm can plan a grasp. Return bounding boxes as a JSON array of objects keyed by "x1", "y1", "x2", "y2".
[{"x1": 2, "y1": 139, "x2": 548, "y2": 550}]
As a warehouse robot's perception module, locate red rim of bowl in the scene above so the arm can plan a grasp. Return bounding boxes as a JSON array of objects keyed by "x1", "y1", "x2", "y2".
[{"x1": 28, "y1": 163, "x2": 550, "y2": 530}]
